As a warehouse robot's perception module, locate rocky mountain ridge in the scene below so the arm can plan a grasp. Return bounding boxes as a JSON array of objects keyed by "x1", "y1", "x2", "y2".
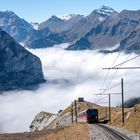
[
  {"x1": 0, "y1": 6, "x2": 140, "y2": 52},
  {"x1": 0, "y1": 10, "x2": 34, "y2": 42},
  {"x1": 67, "y1": 8, "x2": 140, "y2": 52}
]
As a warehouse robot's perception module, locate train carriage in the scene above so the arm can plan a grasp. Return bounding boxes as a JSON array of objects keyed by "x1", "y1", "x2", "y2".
[{"x1": 78, "y1": 108, "x2": 98, "y2": 123}]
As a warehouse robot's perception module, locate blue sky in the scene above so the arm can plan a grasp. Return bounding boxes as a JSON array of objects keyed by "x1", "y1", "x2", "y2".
[{"x1": 0, "y1": 0, "x2": 140, "y2": 22}]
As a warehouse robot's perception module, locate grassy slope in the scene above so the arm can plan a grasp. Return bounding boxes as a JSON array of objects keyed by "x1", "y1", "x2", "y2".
[{"x1": 0, "y1": 124, "x2": 89, "y2": 140}]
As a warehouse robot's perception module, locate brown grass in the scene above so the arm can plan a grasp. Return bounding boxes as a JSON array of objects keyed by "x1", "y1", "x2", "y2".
[
  {"x1": 0, "y1": 124, "x2": 89, "y2": 140},
  {"x1": 110, "y1": 104, "x2": 140, "y2": 134}
]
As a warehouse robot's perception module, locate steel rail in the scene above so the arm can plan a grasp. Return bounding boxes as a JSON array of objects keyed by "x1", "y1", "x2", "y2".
[{"x1": 98, "y1": 124, "x2": 132, "y2": 140}]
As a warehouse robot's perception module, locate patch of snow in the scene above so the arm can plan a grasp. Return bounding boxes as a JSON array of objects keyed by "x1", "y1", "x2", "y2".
[
  {"x1": 31, "y1": 22, "x2": 39, "y2": 30},
  {"x1": 96, "y1": 5, "x2": 115, "y2": 15},
  {"x1": 19, "y1": 42, "x2": 26, "y2": 46},
  {"x1": 98, "y1": 16, "x2": 105, "y2": 22},
  {"x1": 58, "y1": 14, "x2": 76, "y2": 21},
  {"x1": 104, "y1": 44, "x2": 120, "y2": 51}
]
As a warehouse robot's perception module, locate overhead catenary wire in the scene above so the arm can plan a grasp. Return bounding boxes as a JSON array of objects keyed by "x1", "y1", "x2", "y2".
[
  {"x1": 95, "y1": 94, "x2": 108, "y2": 103},
  {"x1": 104, "y1": 69, "x2": 118, "y2": 91},
  {"x1": 98, "y1": 52, "x2": 121, "y2": 93},
  {"x1": 100, "y1": 83, "x2": 121, "y2": 94},
  {"x1": 101, "y1": 53, "x2": 132, "y2": 94},
  {"x1": 95, "y1": 53, "x2": 139, "y2": 108},
  {"x1": 103, "y1": 67, "x2": 140, "y2": 69},
  {"x1": 112, "y1": 54, "x2": 140, "y2": 68}
]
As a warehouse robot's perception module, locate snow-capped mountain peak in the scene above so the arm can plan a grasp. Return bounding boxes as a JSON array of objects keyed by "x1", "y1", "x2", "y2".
[
  {"x1": 58, "y1": 14, "x2": 77, "y2": 20},
  {"x1": 96, "y1": 5, "x2": 116, "y2": 15}
]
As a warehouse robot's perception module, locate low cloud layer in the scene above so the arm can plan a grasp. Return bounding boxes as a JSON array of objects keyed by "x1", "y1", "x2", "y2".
[{"x1": 0, "y1": 43, "x2": 140, "y2": 133}]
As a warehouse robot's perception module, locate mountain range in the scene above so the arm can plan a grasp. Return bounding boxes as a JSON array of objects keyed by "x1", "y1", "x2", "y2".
[{"x1": 0, "y1": 6, "x2": 140, "y2": 53}]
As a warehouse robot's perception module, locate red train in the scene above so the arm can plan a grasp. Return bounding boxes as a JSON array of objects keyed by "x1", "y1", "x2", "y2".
[{"x1": 78, "y1": 109, "x2": 98, "y2": 123}]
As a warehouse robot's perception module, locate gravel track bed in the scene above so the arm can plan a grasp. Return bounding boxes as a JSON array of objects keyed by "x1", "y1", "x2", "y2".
[
  {"x1": 89, "y1": 124, "x2": 140, "y2": 140},
  {"x1": 89, "y1": 124, "x2": 119, "y2": 140}
]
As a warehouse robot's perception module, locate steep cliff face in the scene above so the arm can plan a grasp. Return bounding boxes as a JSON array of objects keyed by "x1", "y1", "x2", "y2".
[{"x1": 0, "y1": 28, "x2": 45, "y2": 91}]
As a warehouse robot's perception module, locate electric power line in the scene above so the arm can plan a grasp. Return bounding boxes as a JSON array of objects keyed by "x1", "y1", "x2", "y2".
[
  {"x1": 100, "y1": 83, "x2": 120, "y2": 94},
  {"x1": 98, "y1": 53, "x2": 121, "y2": 93},
  {"x1": 112, "y1": 55, "x2": 140, "y2": 68},
  {"x1": 101, "y1": 53, "x2": 132, "y2": 93}
]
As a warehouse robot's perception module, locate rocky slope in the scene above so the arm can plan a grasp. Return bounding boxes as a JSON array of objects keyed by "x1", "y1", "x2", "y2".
[
  {"x1": 0, "y1": 10, "x2": 34, "y2": 43},
  {"x1": 38, "y1": 14, "x2": 83, "y2": 33},
  {"x1": 26, "y1": 32, "x2": 65, "y2": 48},
  {"x1": 30, "y1": 112, "x2": 57, "y2": 132},
  {"x1": 65, "y1": 6, "x2": 118, "y2": 42},
  {"x1": 120, "y1": 21, "x2": 140, "y2": 53},
  {"x1": 0, "y1": 10, "x2": 58, "y2": 48},
  {"x1": 0, "y1": 28, "x2": 45, "y2": 91},
  {"x1": 67, "y1": 9, "x2": 140, "y2": 51}
]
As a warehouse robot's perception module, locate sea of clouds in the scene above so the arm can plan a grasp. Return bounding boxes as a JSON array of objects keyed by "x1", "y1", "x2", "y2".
[{"x1": 0, "y1": 43, "x2": 140, "y2": 133}]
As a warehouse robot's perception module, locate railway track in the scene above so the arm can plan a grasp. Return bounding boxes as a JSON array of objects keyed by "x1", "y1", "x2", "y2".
[
  {"x1": 89, "y1": 124, "x2": 134, "y2": 140},
  {"x1": 98, "y1": 124, "x2": 132, "y2": 140}
]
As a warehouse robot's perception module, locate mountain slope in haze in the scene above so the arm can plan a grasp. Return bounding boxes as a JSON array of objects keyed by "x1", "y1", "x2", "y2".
[
  {"x1": 26, "y1": 32, "x2": 66, "y2": 48},
  {"x1": 120, "y1": 21, "x2": 140, "y2": 53},
  {"x1": 23, "y1": 6, "x2": 118, "y2": 49},
  {"x1": 68, "y1": 6, "x2": 117, "y2": 38},
  {"x1": 38, "y1": 14, "x2": 83, "y2": 33},
  {"x1": 64, "y1": 6, "x2": 118, "y2": 42},
  {"x1": 0, "y1": 28, "x2": 45, "y2": 91},
  {"x1": 0, "y1": 10, "x2": 52, "y2": 47},
  {"x1": 67, "y1": 9, "x2": 140, "y2": 51},
  {"x1": 1, "y1": 6, "x2": 140, "y2": 53}
]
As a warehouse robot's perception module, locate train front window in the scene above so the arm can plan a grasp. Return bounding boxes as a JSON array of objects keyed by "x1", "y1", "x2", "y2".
[
  {"x1": 91, "y1": 110, "x2": 97, "y2": 115},
  {"x1": 87, "y1": 110, "x2": 97, "y2": 116},
  {"x1": 87, "y1": 111, "x2": 91, "y2": 116}
]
